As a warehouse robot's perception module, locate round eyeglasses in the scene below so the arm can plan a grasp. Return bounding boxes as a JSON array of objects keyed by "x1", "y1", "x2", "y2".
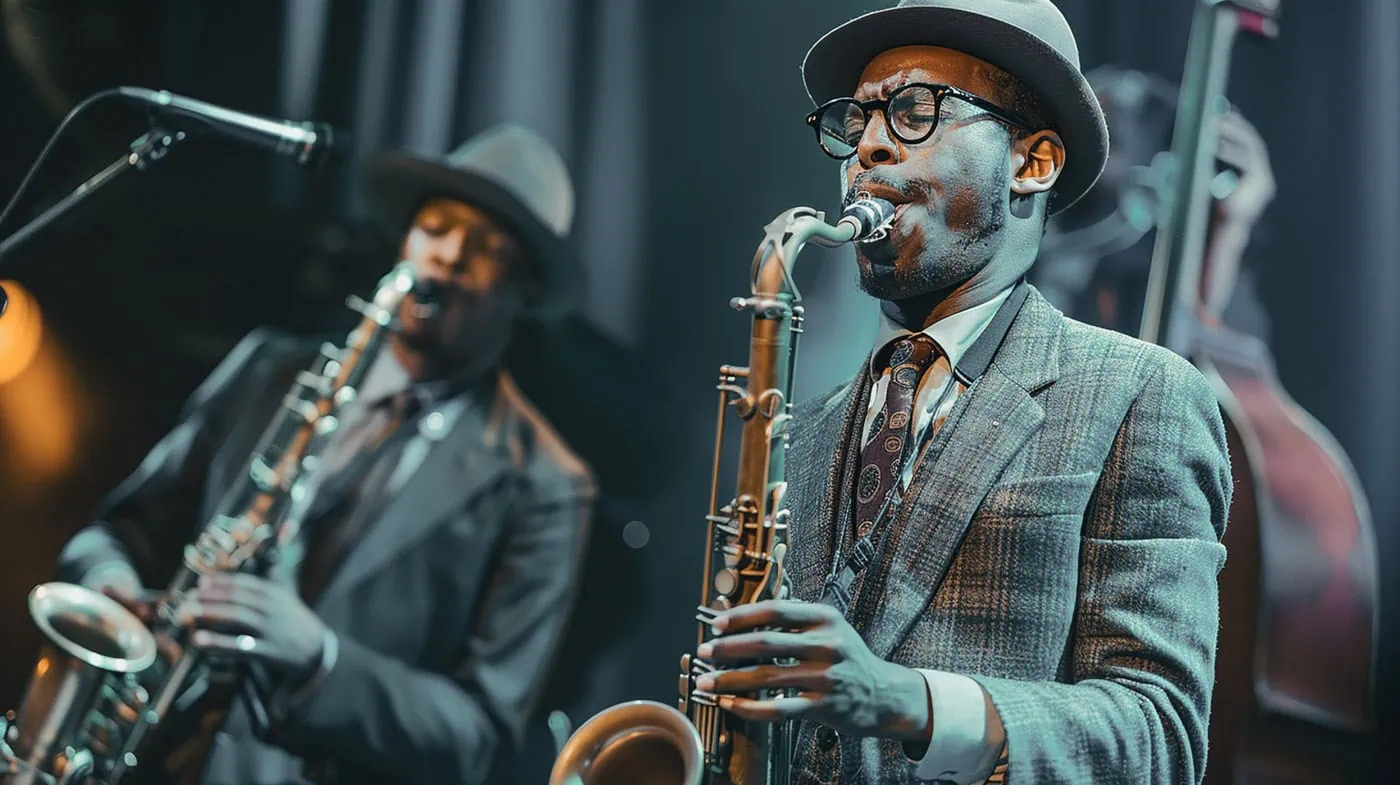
[{"x1": 805, "y1": 82, "x2": 1032, "y2": 160}]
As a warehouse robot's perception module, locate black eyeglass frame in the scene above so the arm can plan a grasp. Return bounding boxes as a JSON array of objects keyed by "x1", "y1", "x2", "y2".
[{"x1": 804, "y1": 82, "x2": 1034, "y2": 160}]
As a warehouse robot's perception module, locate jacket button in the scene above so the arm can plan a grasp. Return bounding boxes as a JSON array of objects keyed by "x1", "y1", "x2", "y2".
[{"x1": 817, "y1": 727, "x2": 837, "y2": 750}]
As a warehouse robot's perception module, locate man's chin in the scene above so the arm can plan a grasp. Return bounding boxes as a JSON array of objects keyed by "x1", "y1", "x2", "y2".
[
  {"x1": 856, "y1": 234, "x2": 913, "y2": 289},
  {"x1": 856, "y1": 262, "x2": 907, "y2": 301}
]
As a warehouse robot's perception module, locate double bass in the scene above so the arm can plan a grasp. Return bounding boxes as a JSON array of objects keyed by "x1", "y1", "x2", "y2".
[{"x1": 1139, "y1": 1, "x2": 1380, "y2": 783}]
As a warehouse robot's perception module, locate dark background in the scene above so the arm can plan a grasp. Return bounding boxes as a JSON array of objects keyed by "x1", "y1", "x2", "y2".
[{"x1": 1, "y1": 0, "x2": 1395, "y2": 779}]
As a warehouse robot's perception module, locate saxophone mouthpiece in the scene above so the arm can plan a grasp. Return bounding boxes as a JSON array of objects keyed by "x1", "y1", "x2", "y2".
[
  {"x1": 411, "y1": 278, "x2": 444, "y2": 320},
  {"x1": 840, "y1": 192, "x2": 897, "y2": 243}
]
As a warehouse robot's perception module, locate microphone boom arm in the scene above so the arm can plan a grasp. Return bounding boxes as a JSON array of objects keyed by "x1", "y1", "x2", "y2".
[{"x1": 0, "y1": 128, "x2": 185, "y2": 265}]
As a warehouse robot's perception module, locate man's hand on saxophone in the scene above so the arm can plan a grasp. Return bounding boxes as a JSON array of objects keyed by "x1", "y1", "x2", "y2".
[
  {"x1": 694, "y1": 599, "x2": 933, "y2": 751},
  {"x1": 82, "y1": 561, "x2": 158, "y2": 622},
  {"x1": 175, "y1": 573, "x2": 331, "y2": 680}
]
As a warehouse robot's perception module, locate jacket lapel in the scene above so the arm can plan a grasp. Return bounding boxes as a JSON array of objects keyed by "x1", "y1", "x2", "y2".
[
  {"x1": 865, "y1": 290, "x2": 1064, "y2": 660},
  {"x1": 316, "y1": 374, "x2": 513, "y2": 603},
  {"x1": 787, "y1": 375, "x2": 868, "y2": 603}
]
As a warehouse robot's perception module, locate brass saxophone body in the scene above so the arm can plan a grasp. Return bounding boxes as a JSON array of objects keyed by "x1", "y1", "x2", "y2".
[
  {"x1": 2, "y1": 261, "x2": 420, "y2": 785},
  {"x1": 549, "y1": 196, "x2": 894, "y2": 785}
]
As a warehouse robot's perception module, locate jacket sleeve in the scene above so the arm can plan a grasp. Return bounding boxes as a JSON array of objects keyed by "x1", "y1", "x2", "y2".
[
  {"x1": 56, "y1": 329, "x2": 286, "y2": 587},
  {"x1": 273, "y1": 457, "x2": 596, "y2": 785},
  {"x1": 968, "y1": 354, "x2": 1232, "y2": 785}
]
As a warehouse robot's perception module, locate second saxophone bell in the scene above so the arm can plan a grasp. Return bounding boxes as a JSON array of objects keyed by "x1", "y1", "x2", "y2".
[{"x1": 549, "y1": 701, "x2": 705, "y2": 785}]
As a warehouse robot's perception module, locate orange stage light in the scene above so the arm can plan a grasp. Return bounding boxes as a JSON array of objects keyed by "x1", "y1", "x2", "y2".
[{"x1": 0, "y1": 280, "x2": 44, "y2": 385}]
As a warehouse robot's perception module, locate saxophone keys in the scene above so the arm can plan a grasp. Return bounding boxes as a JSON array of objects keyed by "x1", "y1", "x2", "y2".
[
  {"x1": 312, "y1": 413, "x2": 339, "y2": 438},
  {"x1": 247, "y1": 454, "x2": 281, "y2": 492},
  {"x1": 112, "y1": 701, "x2": 140, "y2": 726},
  {"x1": 772, "y1": 507, "x2": 791, "y2": 528},
  {"x1": 207, "y1": 527, "x2": 239, "y2": 554},
  {"x1": 343, "y1": 295, "x2": 369, "y2": 316},
  {"x1": 713, "y1": 568, "x2": 739, "y2": 598},
  {"x1": 294, "y1": 370, "x2": 330, "y2": 395}
]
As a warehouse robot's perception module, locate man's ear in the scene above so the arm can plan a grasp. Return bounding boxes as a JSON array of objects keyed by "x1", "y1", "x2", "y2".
[{"x1": 1010, "y1": 130, "x2": 1065, "y2": 196}]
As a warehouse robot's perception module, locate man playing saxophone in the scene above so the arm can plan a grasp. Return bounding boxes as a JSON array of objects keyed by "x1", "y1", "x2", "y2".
[
  {"x1": 52, "y1": 124, "x2": 595, "y2": 785},
  {"x1": 694, "y1": 1, "x2": 1233, "y2": 783}
]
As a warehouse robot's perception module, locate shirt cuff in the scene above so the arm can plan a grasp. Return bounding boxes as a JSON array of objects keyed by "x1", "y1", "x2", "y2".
[
  {"x1": 910, "y1": 669, "x2": 1005, "y2": 784},
  {"x1": 272, "y1": 628, "x2": 340, "y2": 719}
]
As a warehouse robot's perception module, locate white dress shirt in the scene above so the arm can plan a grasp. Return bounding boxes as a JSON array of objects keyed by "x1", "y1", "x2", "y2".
[{"x1": 861, "y1": 287, "x2": 1013, "y2": 785}]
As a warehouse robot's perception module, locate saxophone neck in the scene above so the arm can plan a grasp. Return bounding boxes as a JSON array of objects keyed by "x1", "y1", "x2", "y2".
[
  {"x1": 750, "y1": 207, "x2": 823, "y2": 301},
  {"x1": 750, "y1": 197, "x2": 894, "y2": 299}
]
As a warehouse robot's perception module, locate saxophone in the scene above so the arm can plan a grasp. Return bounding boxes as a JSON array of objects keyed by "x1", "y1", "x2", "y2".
[
  {"x1": 548, "y1": 195, "x2": 894, "y2": 785},
  {"x1": 1, "y1": 261, "x2": 421, "y2": 785}
]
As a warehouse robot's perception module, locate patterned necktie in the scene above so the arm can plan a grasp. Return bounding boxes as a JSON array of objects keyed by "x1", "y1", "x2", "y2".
[
  {"x1": 854, "y1": 334, "x2": 939, "y2": 539},
  {"x1": 296, "y1": 388, "x2": 423, "y2": 601}
]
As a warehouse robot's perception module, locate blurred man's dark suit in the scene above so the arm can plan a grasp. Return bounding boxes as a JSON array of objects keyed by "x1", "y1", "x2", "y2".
[{"x1": 57, "y1": 326, "x2": 595, "y2": 785}]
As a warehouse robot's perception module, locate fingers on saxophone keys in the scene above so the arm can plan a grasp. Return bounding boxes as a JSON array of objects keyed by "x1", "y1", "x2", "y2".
[
  {"x1": 188, "y1": 630, "x2": 262, "y2": 661},
  {"x1": 175, "y1": 595, "x2": 266, "y2": 635},
  {"x1": 695, "y1": 605, "x2": 724, "y2": 636},
  {"x1": 100, "y1": 681, "x2": 148, "y2": 724},
  {"x1": 712, "y1": 599, "x2": 835, "y2": 634},
  {"x1": 695, "y1": 662, "x2": 829, "y2": 695},
  {"x1": 84, "y1": 711, "x2": 124, "y2": 755},
  {"x1": 714, "y1": 693, "x2": 822, "y2": 722},
  {"x1": 154, "y1": 631, "x2": 184, "y2": 663},
  {"x1": 696, "y1": 630, "x2": 840, "y2": 663}
]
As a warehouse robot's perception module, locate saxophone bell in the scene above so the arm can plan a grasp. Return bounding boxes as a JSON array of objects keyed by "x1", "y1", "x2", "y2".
[
  {"x1": 2, "y1": 583, "x2": 157, "y2": 785},
  {"x1": 548, "y1": 701, "x2": 705, "y2": 785}
]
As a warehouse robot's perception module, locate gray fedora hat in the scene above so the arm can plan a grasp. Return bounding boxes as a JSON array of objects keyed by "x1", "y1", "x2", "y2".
[
  {"x1": 802, "y1": 0, "x2": 1110, "y2": 214},
  {"x1": 363, "y1": 123, "x2": 581, "y2": 319}
]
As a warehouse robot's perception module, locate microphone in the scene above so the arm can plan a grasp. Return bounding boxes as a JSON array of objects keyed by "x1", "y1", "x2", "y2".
[
  {"x1": 409, "y1": 277, "x2": 445, "y2": 321},
  {"x1": 838, "y1": 193, "x2": 897, "y2": 242},
  {"x1": 117, "y1": 87, "x2": 336, "y2": 167}
]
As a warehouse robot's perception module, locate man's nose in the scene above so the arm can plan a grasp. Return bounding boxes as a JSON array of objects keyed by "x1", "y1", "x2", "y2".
[
  {"x1": 856, "y1": 112, "x2": 899, "y2": 169},
  {"x1": 425, "y1": 231, "x2": 469, "y2": 275}
]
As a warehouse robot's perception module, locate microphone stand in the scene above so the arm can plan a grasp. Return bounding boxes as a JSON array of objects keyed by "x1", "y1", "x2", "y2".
[{"x1": 0, "y1": 127, "x2": 185, "y2": 264}]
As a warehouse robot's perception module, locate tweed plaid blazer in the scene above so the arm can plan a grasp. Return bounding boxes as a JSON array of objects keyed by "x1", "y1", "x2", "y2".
[{"x1": 784, "y1": 286, "x2": 1233, "y2": 785}]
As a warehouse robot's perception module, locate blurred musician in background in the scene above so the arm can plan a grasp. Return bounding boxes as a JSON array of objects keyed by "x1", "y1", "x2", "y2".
[
  {"x1": 693, "y1": 1, "x2": 1233, "y2": 783},
  {"x1": 1032, "y1": 65, "x2": 1277, "y2": 340},
  {"x1": 53, "y1": 124, "x2": 595, "y2": 785}
]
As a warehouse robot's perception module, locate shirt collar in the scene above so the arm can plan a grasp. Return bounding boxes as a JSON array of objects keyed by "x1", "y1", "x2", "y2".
[
  {"x1": 354, "y1": 347, "x2": 413, "y2": 407},
  {"x1": 354, "y1": 347, "x2": 494, "y2": 411},
  {"x1": 869, "y1": 286, "x2": 1016, "y2": 379}
]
